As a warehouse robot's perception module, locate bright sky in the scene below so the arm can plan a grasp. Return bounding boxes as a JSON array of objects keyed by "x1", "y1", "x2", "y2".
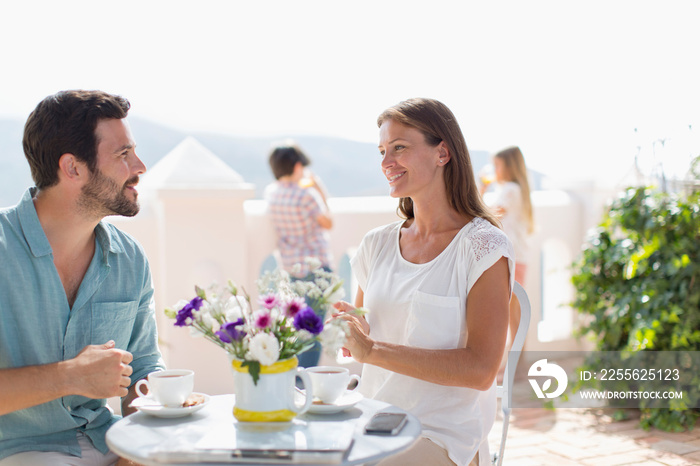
[{"x1": 1, "y1": 0, "x2": 698, "y2": 185}]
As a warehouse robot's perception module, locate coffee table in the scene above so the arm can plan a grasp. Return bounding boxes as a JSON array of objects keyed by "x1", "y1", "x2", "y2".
[{"x1": 106, "y1": 394, "x2": 421, "y2": 465}]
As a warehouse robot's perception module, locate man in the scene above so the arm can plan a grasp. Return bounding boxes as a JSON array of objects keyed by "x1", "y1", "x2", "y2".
[
  {"x1": 0, "y1": 90, "x2": 165, "y2": 465},
  {"x1": 265, "y1": 142, "x2": 333, "y2": 367},
  {"x1": 265, "y1": 142, "x2": 333, "y2": 277}
]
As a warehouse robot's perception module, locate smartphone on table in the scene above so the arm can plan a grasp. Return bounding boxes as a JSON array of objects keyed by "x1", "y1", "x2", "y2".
[{"x1": 363, "y1": 412, "x2": 408, "y2": 435}]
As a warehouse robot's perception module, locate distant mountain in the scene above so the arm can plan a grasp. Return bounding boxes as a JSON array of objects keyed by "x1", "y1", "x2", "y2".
[
  {"x1": 0, "y1": 117, "x2": 494, "y2": 207},
  {"x1": 0, "y1": 119, "x2": 33, "y2": 207}
]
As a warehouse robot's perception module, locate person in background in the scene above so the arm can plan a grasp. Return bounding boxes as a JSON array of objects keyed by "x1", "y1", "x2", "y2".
[
  {"x1": 265, "y1": 142, "x2": 333, "y2": 367},
  {"x1": 333, "y1": 98, "x2": 514, "y2": 465},
  {"x1": 0, "y1": 90, "x2": 165, "y2": 466},
  {"x1": 480, "y1": 146, "x2": 534, "y2": 344}
]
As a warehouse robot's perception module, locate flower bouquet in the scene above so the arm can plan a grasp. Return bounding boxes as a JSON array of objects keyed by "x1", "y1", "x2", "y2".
[{"x1": 164, "y1": 260, "x2": 351, "y2": 385}]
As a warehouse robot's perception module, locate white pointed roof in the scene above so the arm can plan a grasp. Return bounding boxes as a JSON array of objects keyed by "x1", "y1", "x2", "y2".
[{"x1": 141, "y1": 137, "x2": 247, "y2": 189}]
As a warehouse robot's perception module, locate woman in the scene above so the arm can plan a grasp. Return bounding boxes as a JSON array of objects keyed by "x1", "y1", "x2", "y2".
[
  {"x1": 485, "y1": 146, "x2": 534, "y2": 285},
  {"x1": 482, "y1": 146, "x2": 534, "y2": 348},
  {"x1": 333, "y1": 98, "x2": 514, "y2": 466}
]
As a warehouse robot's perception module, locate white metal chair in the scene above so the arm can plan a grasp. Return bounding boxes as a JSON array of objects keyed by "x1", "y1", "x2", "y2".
[{"x1": 492, "y1": 281, "x2": 531, "y2": 466}]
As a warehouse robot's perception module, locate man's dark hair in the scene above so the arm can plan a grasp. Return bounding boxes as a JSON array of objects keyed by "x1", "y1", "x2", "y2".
[
  {"x1": 22, "y1": 90, "x2": 131, "y2": 189},
  {"x1": 268, "y1": 144, "x2": 310, "y2": 180}
]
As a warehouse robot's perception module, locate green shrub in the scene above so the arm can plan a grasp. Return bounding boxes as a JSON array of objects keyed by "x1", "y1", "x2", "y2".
[{"x1": 571, "y1": 185, "x2": 700, "y2": 430}]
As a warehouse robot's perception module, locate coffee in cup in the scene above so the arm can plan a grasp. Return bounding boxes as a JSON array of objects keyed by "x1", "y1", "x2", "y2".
[
  {"x1": 135, "y1": 369, "x2": 194, "y2": 407},
  {"x1": 305, "y1": 366, "x2": 361, "y2": 404}
]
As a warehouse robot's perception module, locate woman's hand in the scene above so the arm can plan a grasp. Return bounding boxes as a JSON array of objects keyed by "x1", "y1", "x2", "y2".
[{"x1": 332, "y1": 301, "x2": 373, "y2": 362}]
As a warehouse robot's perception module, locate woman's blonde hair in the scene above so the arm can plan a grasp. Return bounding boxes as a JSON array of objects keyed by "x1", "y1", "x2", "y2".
[
  {"x1": 495, "y1": 146, "x2": 534, "y2": 234},
  {"x1": 377, "y1": 98, "x2": 500, "y2": 228}
]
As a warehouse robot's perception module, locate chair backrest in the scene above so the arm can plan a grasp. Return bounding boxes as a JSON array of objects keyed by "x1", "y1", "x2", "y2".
[
  {"x1": 502, "y1": 282, "x2": 530, "y2": 405},
  {"x1": 493, "y1": 281, "x2": 531, "y2": 466}
]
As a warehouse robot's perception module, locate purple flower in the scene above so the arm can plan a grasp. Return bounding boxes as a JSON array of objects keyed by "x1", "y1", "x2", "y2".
[
  {"x1": 254, "y1": 310, "x2": 272, "y2": 329},
  {"x1": 259, "y1": 293, "x2": 279, "y2": 310},
  {"x1": 216, "y1": 318, "x2": 246, "y2": 343},
  {"x1": 192, "y1": 296, "x2": 204, "y2": 310},
  {"x1": 174, "y1": 296, "x2": 204, "y2": 327},
  {"x1": 284, "y1": 297, "x2": 306, "y2": 318},
  {"x1": 293, "y1": 306, "x2": 323, "y2": 335}
]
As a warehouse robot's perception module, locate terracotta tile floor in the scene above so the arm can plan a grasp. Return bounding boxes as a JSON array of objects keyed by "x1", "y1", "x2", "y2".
[{"x1": 489, "y1": 378, "x2": 700, "y2": 466}]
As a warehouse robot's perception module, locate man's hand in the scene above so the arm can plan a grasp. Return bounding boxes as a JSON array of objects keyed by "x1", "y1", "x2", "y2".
[
  {"x1": 62, "y1": 340, "x2": 133, "y2": 399},
  {"x1": 0, "y1": 341, "x2": 134, "y2": 415}
]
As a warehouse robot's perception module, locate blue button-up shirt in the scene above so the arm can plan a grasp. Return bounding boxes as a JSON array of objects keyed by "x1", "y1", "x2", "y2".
[{"x1": 0, "y1": 188, "x2": 165, "y2": 459}]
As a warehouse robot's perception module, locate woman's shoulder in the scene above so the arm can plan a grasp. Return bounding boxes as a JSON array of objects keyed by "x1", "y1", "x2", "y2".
[
  {"x1": 464, "y1": 217, "x2": 509, "y2": 241},
  {"x1": 460, "y1": 217, "x2": 512, "y2": 260},
  {"x1": 353, "y1": 220, "x2": 402, "y2": 268},
  {"x1": 500, "y1": 181, "x2": 523, "y2": 196},
  {"x1": 363, "y1": 220, "x2": 403, "y2": 243}
]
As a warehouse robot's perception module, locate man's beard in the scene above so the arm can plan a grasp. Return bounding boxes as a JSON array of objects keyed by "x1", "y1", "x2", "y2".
[{"x1": 78, "y1": 168, "x2": 140, "y2": 218}]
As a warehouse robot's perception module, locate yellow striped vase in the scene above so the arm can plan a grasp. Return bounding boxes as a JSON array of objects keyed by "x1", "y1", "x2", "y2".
[{"x1": 230, "y1": 356, "x2": 313, "y2": 422}]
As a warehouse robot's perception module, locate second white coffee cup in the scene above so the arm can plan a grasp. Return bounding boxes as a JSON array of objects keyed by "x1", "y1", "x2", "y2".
[
  {"x1": 135, "y1": 369, "x2": 194, "y2": 407},
  {"x1": 305, "y1": 366, "x2": 361, "y2": 404}
]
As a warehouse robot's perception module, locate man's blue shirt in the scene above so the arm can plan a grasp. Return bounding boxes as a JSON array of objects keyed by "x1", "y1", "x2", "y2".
[{"x1": 0, "y1": 188, "x2": 165, "y2": 459}]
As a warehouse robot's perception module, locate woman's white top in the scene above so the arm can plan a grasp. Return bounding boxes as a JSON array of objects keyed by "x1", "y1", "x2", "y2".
[
  {"x1": 490, "y1": 181, "x2": 529, "y2": 264},
  {"x1": 351, "y1": 217, "x2": 514, "y2": 466}
]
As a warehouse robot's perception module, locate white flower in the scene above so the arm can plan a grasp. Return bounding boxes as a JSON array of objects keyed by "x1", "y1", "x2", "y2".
[
  {"x1": 258, "y1": 268, "x2": 291, "y2": 293},
  {"x1": 315, "y1": 278, "x2": 331, "y2": 290},
  {"x1": 214, "y1": 296, "x2": 232, "y2": 319},
  {"x1": 318, "y1": 321, "x2": 348, "y2": 356},
  {"x1": 248, "y1": 333, "x2": 280, "y2": 366},
  {"x1": 295, "y1": 329, "x2": 314, "y2": 341},
  {"x1": 194, "y1": 302, "x2": 213, "y2": 323},
  {"x1": 291, "y1": 280, "x2": 313, "y2": 296},
  {"x1": 323, "y1": 282, "x2": 346, "y2": 303},
  {"x1": 223, "y1": 296, "x2": 246, "y2": 321},
  {"x1": 200, "y1": 312, "x2": 220, "y2": 333},
  {"x1": 189, "y1": 326, "x2": 205, "y2": 338},
  {"x1": 304, "y1": 257, "x2": 322, "y2": 271}
]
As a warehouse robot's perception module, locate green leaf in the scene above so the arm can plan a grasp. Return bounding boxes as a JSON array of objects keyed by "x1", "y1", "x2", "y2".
[
  {"x1": 241, "y1": 360, "x2": 261, "y2": 385},
  {"x1": 625, "y1": 236, "x2": 660, "y2": 279}
]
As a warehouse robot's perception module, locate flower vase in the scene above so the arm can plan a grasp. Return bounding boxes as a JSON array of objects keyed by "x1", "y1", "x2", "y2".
[{"x1": 230, "y1": 356, "x2": 313, "y2": 422}]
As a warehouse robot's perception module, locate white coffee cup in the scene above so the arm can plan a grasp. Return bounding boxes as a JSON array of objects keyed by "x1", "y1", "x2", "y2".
[
  {"x1": 305, "y1": 366, "x2": 361, "y2": 404},
  {"x1": 135, "y1": 369, "x2": 194, "y2": 407}
]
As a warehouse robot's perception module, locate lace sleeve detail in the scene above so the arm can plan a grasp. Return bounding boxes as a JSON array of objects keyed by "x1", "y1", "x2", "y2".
[
  {"x1": 471, "y1": 227, "x2": 511, "y2": 262},
  {"x1": 464, "y1": 218, "x2": 515, "y2": 295}
]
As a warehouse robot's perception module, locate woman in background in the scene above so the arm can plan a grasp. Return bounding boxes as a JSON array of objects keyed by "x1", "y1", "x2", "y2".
[
  {"x1": 334, "y1": 98, "x2": 514, "y2": 466},
  {"x1": 486, "y1": 146, "x2": 534, "y2": 285},
  {"x1": 481, "y1": 146, "x2": 534, "y2": 347}
]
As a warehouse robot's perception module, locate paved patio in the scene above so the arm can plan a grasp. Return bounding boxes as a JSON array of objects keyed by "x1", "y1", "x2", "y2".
[{"x1": 489, "y1": 377, "x2": 700, "y2": 466}]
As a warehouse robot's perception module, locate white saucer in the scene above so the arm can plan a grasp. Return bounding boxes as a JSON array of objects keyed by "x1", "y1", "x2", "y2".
[
  {"x1": 131, "y1": 393, "x2": 210, "y2": 418},
  {"x1": 307, "y1": 390, "x2": 363, "y2": 414}
]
